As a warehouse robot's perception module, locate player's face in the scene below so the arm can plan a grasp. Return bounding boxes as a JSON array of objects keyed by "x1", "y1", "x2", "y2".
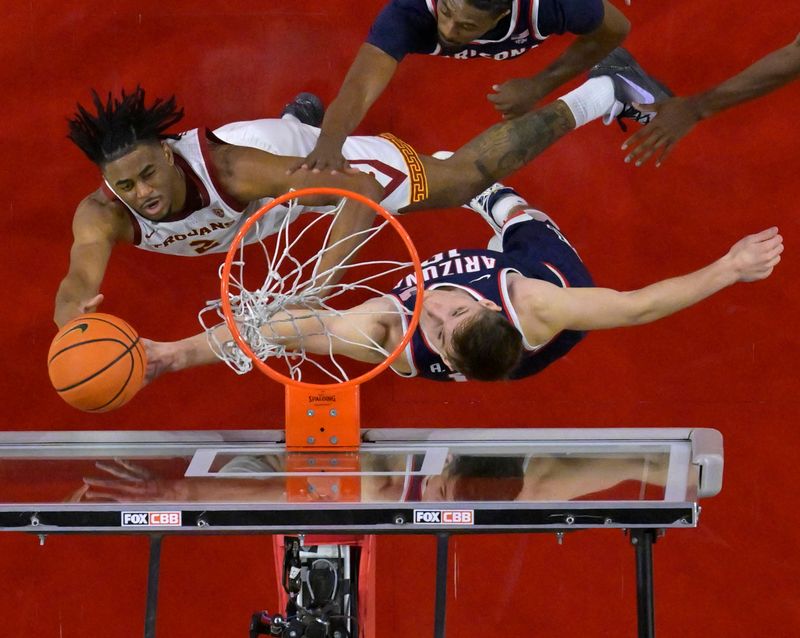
[
  {"x1": 102, "y1": 142, "x2": 183, "y2": 221},
  {"x1": 436, "y1": 0, "x2": 510, "y2": 48},
  {"x1": 420, "y1": 289, "x2": 501, "y2": 366},
  {"x1": 420, "y1": 473, "x2": 455, "y2": 501},
  {"x1": 421, "y1": 456, "x2": 456, "y2": 501}
]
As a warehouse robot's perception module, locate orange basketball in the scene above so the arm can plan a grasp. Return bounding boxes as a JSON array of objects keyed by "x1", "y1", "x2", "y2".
[{"x1": 47, "y1": 313, "x2": 147, "y2": 412}]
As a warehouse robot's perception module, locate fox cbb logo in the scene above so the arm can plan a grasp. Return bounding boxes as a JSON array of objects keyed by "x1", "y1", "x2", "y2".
[
  {"x1": 413, "y1": 509, "x2": 474, "y2": 525},
  {"x1": 122, "y1": 511, "x2": 182, "y2": 527}
]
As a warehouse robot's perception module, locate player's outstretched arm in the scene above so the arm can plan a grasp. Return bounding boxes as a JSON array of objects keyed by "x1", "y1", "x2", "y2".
[
  {"x1": 287, "y1": 43, "x2": 399, "y2": 174},
  {"x1": 213, "y1": 143, "x2": 384, "y2": 289},
  {"x1": 488, "y1": 0, "x2": 630, "y2": 119},
  {"x1": 623, "y1": 34, "x2": 800, "y2": 166},
  {"x1": 143, "y1": 297, "x2": 396, "y2": 384},
  {"x1": 54, "y1": 192, "x2": 132, "y2": 327},
  {"x1": 520, "y1": 227, "x2": 783, "y2": 333}
]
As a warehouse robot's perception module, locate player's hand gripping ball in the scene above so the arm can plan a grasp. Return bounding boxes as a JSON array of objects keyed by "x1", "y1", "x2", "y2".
[{"x1": 48, "y1": 313, "x2": 147, "y2": 412}]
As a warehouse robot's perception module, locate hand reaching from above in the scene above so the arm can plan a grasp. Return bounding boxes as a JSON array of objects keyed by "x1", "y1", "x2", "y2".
[{"x1": 621, "y1": 97, "x2": 702, "y2": 166}]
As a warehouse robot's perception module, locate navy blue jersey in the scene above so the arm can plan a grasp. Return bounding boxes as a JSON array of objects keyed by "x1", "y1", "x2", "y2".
[
  {"x1": 367, "y1": 0, "x2": 604, "y2": 61},
  {"x1": 390, "y1": 213, "x2": 593, "y2": 381}
]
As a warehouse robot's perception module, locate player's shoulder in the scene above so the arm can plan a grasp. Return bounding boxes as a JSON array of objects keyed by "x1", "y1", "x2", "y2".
[
  {"x1": 77, "y1": 187, "x2": 124, "y2": 214},
  {"x1": 507, "y1": 273, "x2": 560, "y2": 313},
  {"x1": 74, "y1": 189, "x2": 132, "y2": 238}
]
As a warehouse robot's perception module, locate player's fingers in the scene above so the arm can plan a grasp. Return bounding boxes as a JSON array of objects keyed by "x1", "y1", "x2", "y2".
[
  {"x1": 83, "y1": 477, "x2": 150, "y2": 495},
  {"x1": 66, "y1": 483, "x2": 91, "y2": 503},
  {"x1": 94, "y1": 460, "x2": 136, "y2": 479},
  {"x1": 285, "y1": 159, "x2": 307, "y2": 175},
  {"x1": 114, "y1": 457, "x2": 153, "y2": 479},
  {"x1": 631, "y1": 101, "x2": 658, "y2": 114},
  {"x1": 624, "y1": 133, "x2": 658, "y2": 163},
  {"x1": 632, "y1": 135, "x2": 670, "y2": 167},
  {"x1": 83, "y1": 293, "x2": 104, "y2": 312},
  {"x1": 621, "y1": 125, "x2": 654, "y2": 149},
  {"x1": 752, "y1": 227, "x2": 780, "y2": 241},
  {"x1": 654, "y1": 141, "x2": 677, "y2": 168},
  {"x1": 762, "y1": 239, "x2": 784, "y2": 260}
]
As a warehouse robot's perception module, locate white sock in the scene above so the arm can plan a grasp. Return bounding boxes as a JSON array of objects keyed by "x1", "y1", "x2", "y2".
[
  {"x1": 490, "y1": 194, "x2": 529, "y2": 228},
  {"x1": 558, "y1": 77, "x2": 622, "y2": 128}
]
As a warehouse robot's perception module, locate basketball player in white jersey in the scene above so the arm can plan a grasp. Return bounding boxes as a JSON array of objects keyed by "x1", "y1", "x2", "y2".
[{"x1": 54, "y1": 49, "x2": 670, "y2": 328}]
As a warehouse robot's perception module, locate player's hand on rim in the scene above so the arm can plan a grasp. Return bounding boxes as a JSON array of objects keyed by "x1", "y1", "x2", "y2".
[{"x1": 727, "y1": 227, "x2": 783, "y2": 283}]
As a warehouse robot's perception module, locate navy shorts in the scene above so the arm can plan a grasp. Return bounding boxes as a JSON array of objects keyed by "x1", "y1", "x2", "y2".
[{"x1": 501, "y1": 213, "x2": 594, "y2": 288}]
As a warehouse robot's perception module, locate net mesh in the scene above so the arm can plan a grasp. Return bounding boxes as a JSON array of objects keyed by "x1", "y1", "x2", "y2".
[{"x1": 201, "y1": 196, "x2": 416, "y2": 383}]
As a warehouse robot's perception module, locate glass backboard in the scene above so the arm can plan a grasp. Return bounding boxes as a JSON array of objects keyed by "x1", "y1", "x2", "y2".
[{"x1": 0, "y1": 428, "x2": 721, "y2": 533}]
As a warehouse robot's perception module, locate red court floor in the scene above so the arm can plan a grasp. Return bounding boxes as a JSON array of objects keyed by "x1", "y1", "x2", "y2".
[{"x1": 2, "y1": 1, "x2": 799, "y2": 636}]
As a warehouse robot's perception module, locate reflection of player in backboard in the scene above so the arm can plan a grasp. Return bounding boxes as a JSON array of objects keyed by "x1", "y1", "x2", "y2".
[
  {"x1": 69, "y1": 450, "x2": 670, "y2": 505},
  {"x1": 361, "y1": 452, "x2": 669, "y2": 503}
]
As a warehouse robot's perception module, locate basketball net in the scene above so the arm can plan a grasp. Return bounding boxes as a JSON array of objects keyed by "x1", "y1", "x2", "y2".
[{"x1": 201, "y1": 187, "x2": 423, "y2": 450}]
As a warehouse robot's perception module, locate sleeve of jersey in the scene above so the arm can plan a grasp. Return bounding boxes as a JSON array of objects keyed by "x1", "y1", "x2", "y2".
[
  {"x1": 534, "y1": 0, "x2": 605, "y2": 37},
  {"x1": 366, "y1": 0, "x2": 438, "y2": 61}
]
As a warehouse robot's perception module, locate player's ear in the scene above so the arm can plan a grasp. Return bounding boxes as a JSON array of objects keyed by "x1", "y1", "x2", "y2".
[
  {"x1": 441, "y1": 351, "x2": 456, "y2": 371},
  {"x1": 161, "y1": 141, "x2": 174, "y2": 166},
  {"x1": 478, "y1": 299, "x2": 502, "y2": 312}
]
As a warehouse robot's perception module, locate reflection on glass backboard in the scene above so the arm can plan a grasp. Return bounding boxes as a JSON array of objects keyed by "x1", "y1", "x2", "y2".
[{"x1": 0, "y1": 428, "x2": 720, "y2": 532}]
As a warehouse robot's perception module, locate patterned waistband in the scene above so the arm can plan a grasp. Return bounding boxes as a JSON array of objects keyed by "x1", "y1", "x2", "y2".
[{"x1": 378, "y1": 132, "x2": 429, "y2": 205}]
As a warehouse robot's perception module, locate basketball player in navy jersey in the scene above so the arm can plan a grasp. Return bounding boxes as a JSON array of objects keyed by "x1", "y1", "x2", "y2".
[
  {"x1": 54, "y1": 49, "x2": 668, "y2": 329},
  {"x1": 290, "y1": 0, "x2": 630, "y2": 173},
  {"x1": 142, "y1": 188, "x2": 782, "y2": 383}
]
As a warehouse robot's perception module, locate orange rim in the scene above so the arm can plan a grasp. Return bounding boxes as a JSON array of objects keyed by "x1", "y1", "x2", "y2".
[{"x1": 220, "y1": 187, "x2": 424, "y2": 390}]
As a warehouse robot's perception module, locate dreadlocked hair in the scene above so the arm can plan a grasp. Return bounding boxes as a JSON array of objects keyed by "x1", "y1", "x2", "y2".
[{"x1": 67, "y1": 86, "x2": 184, "y2": 166}]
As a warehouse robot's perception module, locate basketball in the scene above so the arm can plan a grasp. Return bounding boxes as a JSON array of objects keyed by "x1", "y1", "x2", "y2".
[{"x1": 47, "y1": 313, "x2": 147, "y2": 412}]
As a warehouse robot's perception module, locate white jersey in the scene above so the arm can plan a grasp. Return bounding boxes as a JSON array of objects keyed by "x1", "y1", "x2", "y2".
[{"x1": 104, "y1": 119, "x2": 424, "y2": 256}]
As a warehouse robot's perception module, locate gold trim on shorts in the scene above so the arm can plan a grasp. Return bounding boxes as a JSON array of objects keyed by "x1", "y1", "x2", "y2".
[{"x1": 379, "y1": 132, "x2": 429, "y2": 204}]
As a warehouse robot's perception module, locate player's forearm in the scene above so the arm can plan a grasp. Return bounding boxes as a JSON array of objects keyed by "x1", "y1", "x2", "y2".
[
  {"x1": 169, "y1": 332, "x2": 222, "y2": 371},
  {"x1": 624, "y1": 256, "x2": 737, "y2": 325},
  {"x1": 317, "y1": 97, "x2": 367, "y2": 148},
  {"x1": 313, "y1": 177, "x2": 382, "y2": 288},
  {"x1": 689, "y1": 37, "x2": 800, "y2": 120},
  {"x1": 530, "y1": 3, "x2": 630, "y2": 97},
  {"x1": 54, "y1": 275, "x2": 97, "y2": 327},
  {"x1": 318, "y1": 44, "x2": 397, "y2": 145}
]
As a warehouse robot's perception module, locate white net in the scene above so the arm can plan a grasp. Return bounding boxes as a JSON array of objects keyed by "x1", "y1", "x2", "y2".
[{"x1": 200, "y1": 195, "x2": 418, "y2": 384}]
